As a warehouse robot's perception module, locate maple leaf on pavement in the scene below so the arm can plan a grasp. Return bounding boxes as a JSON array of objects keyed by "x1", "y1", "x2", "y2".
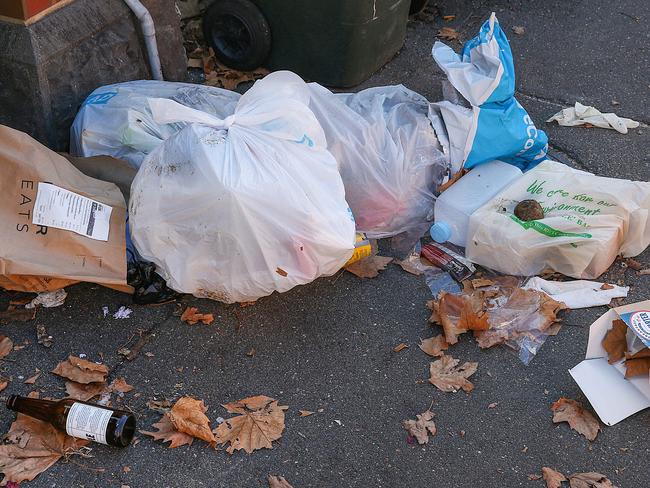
[
  {"x1": 602, "y1": 320, "x2": 628, "y2": 364},
  {"x1": 214, "y1": 395, "x2": 288, "y2": 454},
  {"x1": 542, "y1": 467, "x2": 567, "y2": 488},
  {"x1": 419, "y1": 335, "x2": 449, "y2": 357},
  {"x1": 551, "y1": 398, "x2": 600, "y2": 441},
  {"x1": 169, "y1": 397, "x2": 216, "y2": 445},
  {"x1": 141, "y1": 413, "x2": 193, "y2": 448},
  {"x1": 429, "y1": 355, "x2": 477, "y2": 393},
  {"x1": 109, "y1": 377, "x2": 134, "y2": 394},
  {"x1": 51, "y1": 356, "x2": 108, "y2": 384},
  {"x1": 402, "y1": 410, "x2": 436, "y2": 444},
  {"x1": 65, "y1": 381, "x2": 107, "y2": 401},
  {"x1": 180, "y1": 307, "x2": 214, "y2": 325},
  {"x1": 345, "y1": 256, "x2": 393, "y2": 279},
  {"x1": 268, "y1": 475, "x2": 294, "y2": 488},
  {"x1": 568, "y1": 472, "x2": 618, "y2": 488}
]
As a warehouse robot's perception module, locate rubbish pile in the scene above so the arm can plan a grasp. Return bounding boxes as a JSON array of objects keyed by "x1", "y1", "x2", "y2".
[{"x1": 0, "y1": 11, "x2": 648, "y2": 484}]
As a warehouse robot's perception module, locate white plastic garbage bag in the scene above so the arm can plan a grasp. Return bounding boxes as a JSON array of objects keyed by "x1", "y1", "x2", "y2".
[
  {"x1": 307, "y1": 83, "x2": 449, "y2": 238},
  {"x1": 431, "y1": 12, "x2": 548, "y2": 173},
  {"x1": 467, "y1": 160, "x2": 650, "y2": 279},
  {"x1": 129, "y1": 72, "x2": 356, "y2": 303},
  {"x1": 70, "y1": 81, "x2": 240, "y2": 168}
]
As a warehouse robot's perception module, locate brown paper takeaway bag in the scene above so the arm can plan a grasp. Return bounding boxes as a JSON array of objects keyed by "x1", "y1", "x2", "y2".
[{"x1": 0, "y1": 125, "x2": 129, "y2": 292}]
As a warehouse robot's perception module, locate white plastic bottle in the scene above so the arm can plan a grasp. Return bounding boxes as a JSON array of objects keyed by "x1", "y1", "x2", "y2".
[{"x1": 430, "y1": 160, "x2": 523, "y2": 247}]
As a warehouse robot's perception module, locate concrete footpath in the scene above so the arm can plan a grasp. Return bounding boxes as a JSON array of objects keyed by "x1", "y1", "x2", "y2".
[{"x1": 1, "y1": 0, "x2": 649, "y2": 486}]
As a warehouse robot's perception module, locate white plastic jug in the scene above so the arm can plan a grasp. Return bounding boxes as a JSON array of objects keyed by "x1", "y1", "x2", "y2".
[{"x1": 430, "y1": 160, "x2": 523, "y2": 247}]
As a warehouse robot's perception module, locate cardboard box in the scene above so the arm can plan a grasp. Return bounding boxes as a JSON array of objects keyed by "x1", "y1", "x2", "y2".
[{"x1": 570, "y1": 300, "x2": 650, "y2": 425}]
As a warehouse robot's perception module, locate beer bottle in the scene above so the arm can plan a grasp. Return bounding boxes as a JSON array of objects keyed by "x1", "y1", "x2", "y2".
[{"x1": 6, "y1": 395, "x2": 136, "y2": 447}]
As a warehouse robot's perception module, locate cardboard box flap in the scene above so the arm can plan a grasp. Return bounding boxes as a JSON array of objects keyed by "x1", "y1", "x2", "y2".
[{"x1": 570, "y1": 358, "x2": 650, "y2": 426}]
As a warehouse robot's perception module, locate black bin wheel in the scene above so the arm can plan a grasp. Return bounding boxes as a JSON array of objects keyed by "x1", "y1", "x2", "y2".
[
  {"x1": 202, "y1": 0, "x2": 271, "y2": 71},
  {"x1": 409, "y1": 0, "x2": 429, "y2": 15}
]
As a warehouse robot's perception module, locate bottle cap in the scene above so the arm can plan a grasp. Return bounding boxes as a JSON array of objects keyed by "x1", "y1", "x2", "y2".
[{"x1": 430, "y1": 222, "x2": 451, "y2": 243}]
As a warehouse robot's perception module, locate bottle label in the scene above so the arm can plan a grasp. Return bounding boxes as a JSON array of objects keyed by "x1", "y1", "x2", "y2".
[{"x1": 66, "y1": 403, "x2": 113, "y2": 445}]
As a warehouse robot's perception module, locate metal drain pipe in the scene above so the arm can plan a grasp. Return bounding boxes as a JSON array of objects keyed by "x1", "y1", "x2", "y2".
[{"x1": 123, "y1": 0, "x2": 164, "y2": 80}]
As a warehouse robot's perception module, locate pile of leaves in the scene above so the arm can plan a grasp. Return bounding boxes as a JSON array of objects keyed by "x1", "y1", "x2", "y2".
[
  {"x1": 537, "y1": 467, "x2": 618, "y2": 488},
  {"x1": 602, "y1": 319, "x2": 650, "y2": 378},
  {"x1": 143, "y1": 395, "x2": 288, "y2": 454},
  {"x1": 187, "y1": 47, "x2": 268, "y2": 91}
]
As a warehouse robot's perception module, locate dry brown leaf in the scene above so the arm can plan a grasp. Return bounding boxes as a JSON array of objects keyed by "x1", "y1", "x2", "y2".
[
  {"x1": 569, "y1": 472, "x2": 617, "y2": 488},
  {"x1": 140, "y1": 413, "x2": 194, "y2": 448},
  {"x1": 528, "y1": 474, "x2": 542, "y2": 480},
  {"x1": 542, "y1": 467, "x2": 567, "y2": 488},
  {"x1": 147, "y1": 399, "x2": 172, "y2": 413},
  {"x1": 24, "y1": 370, "x2": 40, "y2": 385},
  {"x1": 512, "y1": 25, "x2": 525, "y2": 35},
  {"x1": 438, "y1": 169, "x2": 468, "y2": 193},
  {"x1": 625, "y1": 348, "x2": 650, "y2": 360},
  {"x1": 246, "y1": 347, "x2": 256, "y2": 357},
  {"x1": 551, "y1": 397, "x2": 600, "y2": 441},
  {"x1": 268, "y1": 475, "x2": 294, "y2": 488},
  {"x1": 437, "y1": 27, "x2": 460, "y2": 41},
  {"x1": 432, "y1": 292, "x2": 489, "y2": 344},
  {"x1": 419, "y1": 335, "x2": 449, "y2": 357},
  {"x1": 624, "y1": 356, "x2": 650, "y2": 378},
  {"x1": 0, "y1": 306, "x2": 36, "y2": 324},
  {"x1": 0, "y1": 398, "x2": 89, "y2": 484},
  {"x1": 298, "y1": 410, "x2": 314, "y2": 417},
  {"x1": 402, "y1": 410, "x2": 436, "y2": 444},
  {"x1": 639, "y1": 269, "x2": 650, "y2": 275},
  {"x1": 470, "y1": 278, "x2": 495, "y2": 288},
  {"x1": 51, "y1": 356, "x2": 108, "y2": 384},
  {"x1": 600, "y1": 283, "x2": 614, "y2": 290},
  {"x1": 345, "y1": 255, "x2": 393, "y2": 279},
  {"x1": 204, "y1": 65, "x2": 269, "y2": 90},
  {"x1": 0, "y1": 336, "x2": 14, "y2": 359},
  {"x1": 180, "y1": 307, "x2": 214, "y2": 326},
  {"x1": 396, "y1": 259, "x2": 423, "y2": 276},
  {"x1": 393, "y1": 343, "x2": 408, "y2": 353},
  {"x1": 624, "y1": 257, "x2": 643, "y2": 270},
  {"x1": 109, "y1": 377, "x2": 134, "y2": 394},
  {"x1": 602, "y1": 319, "x2": 628, "y2": 364},
  {"x1": 429, "y1": 355, "x2": 477, "y2": 393},
  {"x1": 187, "y1": 58, "x2": 203, "y2": 69},
  {"x1": 442, "y1": 14, "x2": 456, "y2": 21},
  {"x1": 0, "y1": 380, "x2": 7, "y2": 392},
  {"x1": 36, "y1": 325, "x2": 53, "y2": 348},
  {"x1": 65, "y1": 381, "x2": 107, "y2": 401},
  {"x1": 213, "y1": 395, "x2": 288, "y2": 454},
  {"x1": 169, "y1": 397, "x2": 215, "y2": 445}
]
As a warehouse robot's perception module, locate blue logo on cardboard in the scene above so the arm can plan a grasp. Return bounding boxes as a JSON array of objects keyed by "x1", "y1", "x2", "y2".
[{"x1": 621, "y1": 310, "x2": 650, "y2": 347}]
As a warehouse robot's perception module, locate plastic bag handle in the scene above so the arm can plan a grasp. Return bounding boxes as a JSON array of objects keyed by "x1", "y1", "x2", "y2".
[{"x1": 148, "y1": 98, "x2": 235, "y2": 129}]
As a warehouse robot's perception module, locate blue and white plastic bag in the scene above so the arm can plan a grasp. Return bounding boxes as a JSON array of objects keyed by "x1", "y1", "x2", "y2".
[{"x1": 432, "y1": 13, "x2": 548, "y2": 172}]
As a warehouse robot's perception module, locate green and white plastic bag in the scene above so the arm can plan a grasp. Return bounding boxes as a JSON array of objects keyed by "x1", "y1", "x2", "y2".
[{"x1": 466, "y1": 160, "x2": 650, "y2": 279}]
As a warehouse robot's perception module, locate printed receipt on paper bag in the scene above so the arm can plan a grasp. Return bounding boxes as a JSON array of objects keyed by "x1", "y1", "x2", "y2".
[{"x1": 32, "y1": 183, "x2": 112, "y2": 241}]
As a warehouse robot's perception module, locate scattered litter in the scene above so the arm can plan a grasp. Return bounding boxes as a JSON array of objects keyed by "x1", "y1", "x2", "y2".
[
  {"x1": 25, "y1": 289, "x2": 67, "y2": 309},
  {"x1": 102, "y1": 306, "x2": 109, "y2": 318},
  {"x1": 570, "y1": 300, "x2": 650, "y2": 425},
  {"x1": 402, "y1": 410, "x2": 436, "y2": 444},
  {"x1": 467, "y1": 160, "x2": 650, "y2": 279},
  {"x1": 428, "y1": 277, "x2": 566, "y2": 364},
  {"x1": 113, "y1": 306, "x2": 133, "y2": 319},
  {"x1": 551, "y1": 397, "x2": 600, "y2": 441},
  {"x1": 523, "y1": 277, "x2": 629, "y2": 309},
  {"x1": 393, "y1": 343, "x2": 409, "y2": 353},
  {"x1": 36, "y1": 325, "x2": 54, "y2": 348},
  {"x1": 547, "y1": 102, "x2": 639, "y2": 134}
]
